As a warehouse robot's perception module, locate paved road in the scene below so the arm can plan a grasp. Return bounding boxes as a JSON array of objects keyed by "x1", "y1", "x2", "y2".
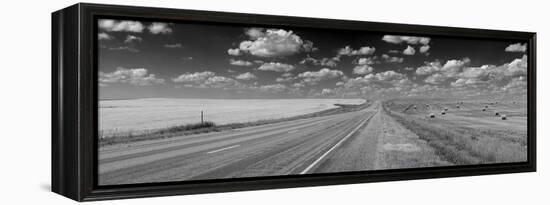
[{"x1": 99, "y1": 102, "x2": 381, "y2": 185}]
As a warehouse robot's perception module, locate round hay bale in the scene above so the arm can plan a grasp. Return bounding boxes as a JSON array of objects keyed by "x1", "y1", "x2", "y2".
[
  {"x1": 429, "y1": 113, "x2": 435, "y2": 118},
  {"x1": 441, "y1": 111, "x2": 446, "y2": 115},
  {"x1": 484, "y1": 105, "x2": 489, "y2": 108},
  {"x1": 501, "y1": 115, "x2": 507, "y2": 120},
  {"x1": 482, "y1": 108, "x2": 486, "y2": 111},
  {"x1": 444, "y1": 107, "x2": 448, "y2": 111},
  {"x1": 456, "y1": 105, "x2": 460, "y2": 108},
  {"x1": 495, "y1": 112, "x2": 500, "y2": 116}
]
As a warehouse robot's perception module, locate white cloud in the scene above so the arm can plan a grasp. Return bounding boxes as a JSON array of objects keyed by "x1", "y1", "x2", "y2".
[
  {"x1": 124, "y1": 35, "x2": 142, "y2": 44},
  {"x1": 98, "y1": 20, "x2": 145, "y2": 33},
  {"x1": 227, "y1": 48, "x2": 242, "y2": 56},
  {"x1": 276, "y1": 73, "x2": 295, "y2": 83},
  {"x1": 505, "y1": 43, "x2": 527, "y2": 52},
  {"x1": 99, "y1": 67, "x2": 165, "y2": 86},
  {"x1": 300, "y1": 56, "x2": 338, "y2": 67},
  {"x1": 381, "y1": 54, "x2": 404, "y2": 63},
  {"x1": 148, "y1": 22, "x2": 173, "y2": 34},
  {"x1": 382, "y1": 35, "x2": 430, "y2": 45},
  {"x1": 337, "y1": 46, "x2": 376, "y2": 56},
  {"x1": 424, "y1": 73, "x2": 447, "y2": 84},
  {"x1": 356, "y1": 57, "x2": 376, "y2": 65},
  {"x1": 416, "y1": 61, "x2": 442, "y2": 75},
  {"x1": 109, "y1": 46, "x2": 139, "y2": 53},
  {"x1": 258, "y1": 62, "x2": 295, "y2": 72},
  {"x1": 420, "y1": 45, "x2": 430, "y2": 53},
  {"x1": 229, "y1": 59, "x2": 254, "y2": 66},
  {"x1": 172, "y1": 71, "x2": 216, "y2": 83},
  {"x1": 232, "y1": 28, "x2": 314, "y2": 57},
  {"x1": 298, "y1": 68, "x2": 344, "y2": 85},
  {"x1": 235, "y1": 72, "x2": 257, "y2": 80},
  {"x1": 203, "y1": 76, "x2": 241, "y2": 89},
  {"x1": 403, "y1": 45, "x2": 416, "y2": 55},
  {"x1": 165, "y1": 43, "x2": 182, "y2": 48},
  {"x1": 372, "y1": 70, "x2": 406, "y2": 82},
  {"x1": 321, "y1": 88, "x2": 336, "y2": 96},
  {"x1": 353, "y1": 65, "x2": 374, "y2": 75},
  {"x1": 98, "y1": 32, "x2": 113, "y2": 40},
  {"x1": 259, "y1": 84, "x2": 287, "y2": 93}
]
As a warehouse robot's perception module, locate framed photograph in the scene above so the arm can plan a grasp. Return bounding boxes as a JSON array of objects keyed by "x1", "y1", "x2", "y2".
[{"x1": 52, "y1": 3, "x2": 536, "y2": 201}]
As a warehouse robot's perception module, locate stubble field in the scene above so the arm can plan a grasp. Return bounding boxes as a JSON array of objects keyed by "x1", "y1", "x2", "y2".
[
  {"x1": 99, "y1": 98, "x2": 366, "y2": 137},
  {"x1": 383, "y1": 98, "x2": 527, "y2": 164}
]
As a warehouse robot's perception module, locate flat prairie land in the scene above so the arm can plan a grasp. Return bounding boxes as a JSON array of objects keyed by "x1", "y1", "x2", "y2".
[
  {"x1": 99, "y1": 98, "x2": 365, "y2": 137},
  {"x1": 383, "y1": 98, "x2": 527, "y2": 164}
]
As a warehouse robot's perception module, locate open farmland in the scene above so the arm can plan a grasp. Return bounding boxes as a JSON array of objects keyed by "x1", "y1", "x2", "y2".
[
  {"x1": 383, "y1": 98, "x2": 527, "y2": 164},
  {"x1": 99, "y1": 98, "x2": 366, "y2": 137}
]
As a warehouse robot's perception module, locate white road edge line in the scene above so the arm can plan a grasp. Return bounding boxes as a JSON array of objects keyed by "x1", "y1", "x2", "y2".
[
  {"x1": 207, "y1": 145, "x2": 240, "y2": 154},
  {"x1": 299, "y1": 109, "x2": 378, "y2": 174}
]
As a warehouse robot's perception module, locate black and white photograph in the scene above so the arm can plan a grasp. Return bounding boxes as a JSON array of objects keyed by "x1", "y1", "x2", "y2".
[{"x1": 97, "y1": 18, "x2": 529, "y2": 185}]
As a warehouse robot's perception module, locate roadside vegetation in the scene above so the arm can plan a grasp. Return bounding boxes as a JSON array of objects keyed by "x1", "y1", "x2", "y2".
[
  {"x1": 99, "y1": 100, "x2": 372, "y2": 147},
  {"x1": 384, "y1": 102, "x2": 527, "y2": 164}
]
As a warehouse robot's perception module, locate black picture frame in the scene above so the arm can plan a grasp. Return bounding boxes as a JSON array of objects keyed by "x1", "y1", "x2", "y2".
[{"x1": 52, "y1": 3, "x2": 536, "y2": 201}]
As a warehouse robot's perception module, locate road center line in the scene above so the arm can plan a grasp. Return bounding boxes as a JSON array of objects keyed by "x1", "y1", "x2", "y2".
[
  {"x1": 207, "y1": 145, "x2": 240, "y2": 154},
  {"x1": 300, "y1": 108, "x2": 379, "y2": 174}
]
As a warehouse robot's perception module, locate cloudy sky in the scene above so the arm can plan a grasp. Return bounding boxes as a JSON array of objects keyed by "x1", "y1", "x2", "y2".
[{"x1": 98, "y1": 19, "x2": 528, "y2": 100}]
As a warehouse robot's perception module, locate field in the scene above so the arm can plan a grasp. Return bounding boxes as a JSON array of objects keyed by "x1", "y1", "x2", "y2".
[
  {"x1": 383, "y1": 98, "x2": 527, "y2": 164},
  {"x1": 99, "y1": 98, "x2": 366, "y2": 137}
]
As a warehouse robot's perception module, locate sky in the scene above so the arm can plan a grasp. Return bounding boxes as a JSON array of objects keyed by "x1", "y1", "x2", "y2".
[{"x1": 98, "y1": 19, "x2": 528, "y2": 100}]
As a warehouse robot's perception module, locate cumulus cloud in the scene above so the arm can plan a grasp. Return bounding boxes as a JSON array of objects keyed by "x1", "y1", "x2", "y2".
[
  {"x1": 297, "y1": 68, "x2": 344, "y2": 85},
  {"x1": 418, "y1": 58, "x2": 471, "y2": 84},
  {"x1": 165, "y1": 43, "x2": 182, "y2": 48},
  {"x1": 202, "y1": 76, "x2": 242, "y2": 89},
  {"x1": 337, "y1": 46, "x2": 376, "y2": 56},
  {"x1": 419, "y1": 45, "x2": 430, "y2": 54},
  {"x1": 229, "y1": 59, "x2": 254, "y2": 66},
  {"x1": 98, "y1": 32, "x2": 113, "y2": 40},
  {"x1": 173, "y1": 71, "x2": 216, "y2": 84},
  {"x1": 227, "y1": 48, "x2": 242, "y2": 56},
  {"x1": 257, "y1": 62, "x2": 295, "y2": 72},
  {"x1": 342, "y1": 70, "x2": 408, "y2": 91},
  {"x1": 505, "y1": 43, "x2": 527, "y2": 52},
  {"x1": 99, "y1": 67, "x2": 165, "y2": 86},
  {"x1": 172, "y1": 71, "x2": 246, "y2": 89},
  {"x1": 98, "y1": 20, "x2": 145, "y2": 33},
  {"x1": 259, "y1": 84, "x2": 288, "y2": 93},
  {"x1": 403, "y1": 45, "x2": 416, "y2": 55},
  {"x1": 416, "y1": 61, "x2": 442, "y2": 75},
  {"x1": 372, "y1": 70, "x2": 406, "y2": 82},
  {"x1": 355, "y1": 57, "x2": 376, "y2": 65},
  {"x1": 300, "y1": 56, "x2": 338, "y2": 67},
  {"x1": 109, "y1": 46, "x2": 139, "y2": 53},
  {"x1": 382, "y1": 35, "x2": 430, "y2": 45},
  {"x1": 148, "y1": 22, "x2": 173, "y2": 34},
  {"x1": 353, "y1": 65, "x2": 374, "y2": 75},
  {"x1": 424, "y1": 73, "x2": 447, "y2": 84},
  {"x1": 229, "y1": 28, "x2": 315, "y2": 57},
  {"x1": 235, "y1": 72, "x2": 257, "y2": 80},
  {"x1": 124, "y1": 35, "x2": 142, "y2": 44},
  {"x1": 321, "y1": 88, "x2": 336, "y2": 96},
  {"x1": 381, "y1": 54, "x2": 404, "y2": 63},
  {"x1": 276, "y1": 73, "x2": 295, "y2": 83}
]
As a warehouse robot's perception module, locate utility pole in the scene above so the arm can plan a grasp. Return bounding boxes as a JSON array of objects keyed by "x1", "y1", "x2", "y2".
[{"x1": 201, "y1": 111, "x2": 204, "y2": 124}]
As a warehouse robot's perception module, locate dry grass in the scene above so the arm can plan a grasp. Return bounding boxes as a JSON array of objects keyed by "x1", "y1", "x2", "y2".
[{"x1": 385, "y1": 105, "x2": 526, "y2": 164}]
